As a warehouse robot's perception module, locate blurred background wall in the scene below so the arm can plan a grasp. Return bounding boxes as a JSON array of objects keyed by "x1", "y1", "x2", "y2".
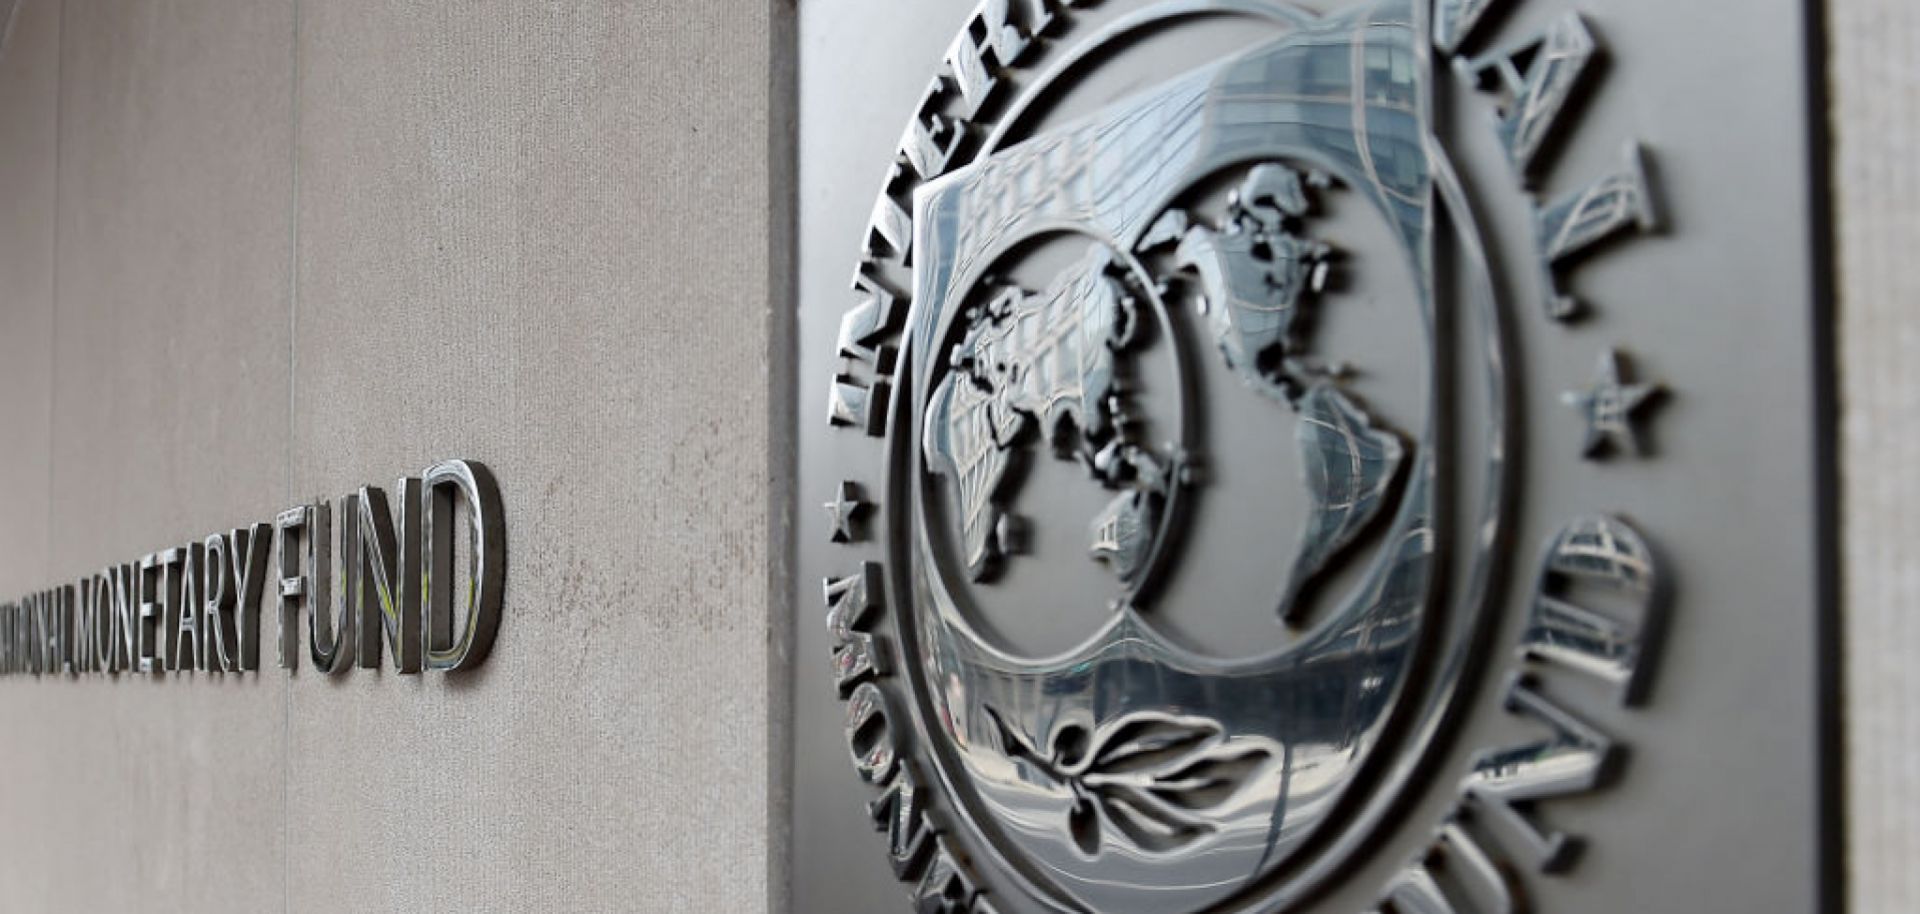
[{"x1": 0, "y1": 0, "x2": 789, "y2": 911}]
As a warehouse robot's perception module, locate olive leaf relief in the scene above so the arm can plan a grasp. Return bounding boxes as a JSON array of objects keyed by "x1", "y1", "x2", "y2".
[{"x1": 986, "y1": 707, "x2": 1280, "y2": 856}]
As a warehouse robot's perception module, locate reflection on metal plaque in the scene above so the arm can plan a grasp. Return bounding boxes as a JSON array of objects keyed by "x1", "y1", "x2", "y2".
[{"x1": 804, "y1": 0, "x2": 1817, "y2": 910}]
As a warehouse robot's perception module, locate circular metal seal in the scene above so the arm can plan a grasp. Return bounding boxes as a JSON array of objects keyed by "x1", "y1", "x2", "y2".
[{"x1": 819, "y1": 1, "x2": 1667, "y2": 910}]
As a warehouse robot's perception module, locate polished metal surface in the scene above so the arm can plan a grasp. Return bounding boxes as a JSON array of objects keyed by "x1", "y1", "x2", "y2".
[
  {"x1": 356, "y1": 479, "x2": 423, "y2": 673},
  {"x1": 1280, "y1": 382, "x2": 1407, "y2": 622},
  {"x1": 1519, "y1": 515, "x2": 1660, "y2": 703},
  {"x1": 826, "y1": 562, "x2": 892, "y2": 696},
  {"x1": 889, "y1": 3, "x2": 1510, "y2": 907},
  {"x1": 922, "y1": 245, "x2": 1173, "y2": 586},
  {"x1": 1561, "y1": 348, "x2": 1662, "y2": 459},
  {"x1": 74, "y1": 576, "x2": 101, "y2": 673},
  {"x1": 111, "y1": 562, "x2": 136, "y2": 674},
  {"x1": 202, "y1": 532, "x2": 236, "y2": 671},
  {"x1": 1461, "y1": 672, "x2": 1618, "y2": 873},
  {"x1": 422, "y1": 458, "x2": 505, "y2": 672},
  {"x1": 307, "y1": 496, "x2": 358, "y2": 674},
  {"x1": 202, "y1": 525, "x2": 273, "y2": 673},
  {"x1": 225, "y1": 523, "x2": 273, "y2": 671},
  {"x1": 1461, "y1": 12, "x2": 1597, "y2": 184},
  {"x1": 135, "y1": 551, "x2": 168, "y2": 673},
  {"x1": 158, "y1": 546, "x2": 189, "y2": 671},
  {"x1": 1532, "y1": 143, "x2": 1657, "y2": 321},
  {"x1": 826, "y1": 481, "x2": 871, "y2": 546},
  {"x1": 795, "y1": 0, "x2": 1831, "y2": 909},
  {"x1": 1431, "y1": 0, "x2": 1496, "y2": 54},
  {"x1": 816, "y1": 0, "x2": 1516, "y2": 908},
  {"x1": 172, "y1": 542, "x2": 204, "y2": 671},
  {"x1": 830, "y1": 377, "x2": 891, "y2": 436},
  {"x1": 1164, "y1": 163, "x2": 1334, "y2": 404},
  {"x1": 275, "y1": 505, "x2": 312, "y2": 670}
]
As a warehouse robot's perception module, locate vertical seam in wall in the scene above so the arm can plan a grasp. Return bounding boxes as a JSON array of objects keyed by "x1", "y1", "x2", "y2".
[
  {"x1": 0, "y1": 1, "x2": 20, "y2": 71},
  {"x1": 283, "y1": 1, "x2": 300, "y2": 912},
  {"x1": 47, "y1": 0, "x2": 64, "y2": 584},
  {"x1": 1804, "y1": 0, "x2": 1844, "y2": 910},
  {"x1": 765, "y1": 1, "x2": 798, "y2": 911}
]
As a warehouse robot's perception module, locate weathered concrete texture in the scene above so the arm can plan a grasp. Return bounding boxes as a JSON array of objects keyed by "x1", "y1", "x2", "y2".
[
  {"x1": 285, "y1": 2, "x2": 779, "y2": 912},
  {"x1": 1832, "y1": 2, "x2": 1920, "y2": 911},
  {"x1": 0, "y1": 0, "x2": 53, "y2": 600},
  {"x1": 0, "y1": 4, "x2": 60, "y2": 906},
  {"x1": 0, "y1": 0, "x2": 298, "y2": 912},
  {"x1": 0, "y1": 0, "x2": 785, "y2": 909}
]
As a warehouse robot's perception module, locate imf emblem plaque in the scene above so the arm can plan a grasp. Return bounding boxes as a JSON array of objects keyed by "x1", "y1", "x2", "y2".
[{"x1": 795, "y1": 1, "x2": 1833, "y2": 912}]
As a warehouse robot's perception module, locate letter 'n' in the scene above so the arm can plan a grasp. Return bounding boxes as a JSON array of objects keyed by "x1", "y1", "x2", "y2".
[{"x1": 356, "y1": 479, "x2": 422, "y2": 672}]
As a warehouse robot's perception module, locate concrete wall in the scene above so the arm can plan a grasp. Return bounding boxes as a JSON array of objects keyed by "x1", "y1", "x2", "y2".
[
  {"x1": 1832, "y1": 2, "x2": 1920, "y2": 912},
  {"x1": 0, "y1": 1, "x2": 787, "y2": 911}
]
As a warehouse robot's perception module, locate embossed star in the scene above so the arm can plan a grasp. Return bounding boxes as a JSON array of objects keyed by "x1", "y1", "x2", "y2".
[
  {"x1": 824, "y1": 481, "x2": 869, "y2": 544},
  {"x1": 1562, "y1": 348, "x2": 1663, "y2": 458}
]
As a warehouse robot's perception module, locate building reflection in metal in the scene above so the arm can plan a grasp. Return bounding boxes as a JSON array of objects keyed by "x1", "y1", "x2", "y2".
[
  {"x1": 893, "y1": 1, "x2": 1499, "y2": 910},
  {"x1": 1521, "y1": 515, "x2": 1660, "y2": 703}
]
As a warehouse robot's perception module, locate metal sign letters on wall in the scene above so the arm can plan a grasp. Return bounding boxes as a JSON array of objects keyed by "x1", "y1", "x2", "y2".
[
  {"x1": 816, "y1": 0, "x2": 1674, "y2": 910},
  {"x1": 0, "y1": 459, "x2": 504, "y2": 677}
]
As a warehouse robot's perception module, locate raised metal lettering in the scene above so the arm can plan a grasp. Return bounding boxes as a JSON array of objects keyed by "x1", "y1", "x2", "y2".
[
  {"x1": 91, "y1": 573, "x2": 117, "y2": 672},
  {"x1": 423, "y1": 459, "x2": 505, "y2": 671},
  {"x1": 54, "y1": 585, "x2": 75, "y2": 674},
  {"x1": 1464, "y1": 14, "x2": 1598, "y2": 182},
  {"x1": 864, "y1": 189, "x2": 913, "y2": 264},
  {"x1": 828, "y1": 376, "x2": 890, "y2": 436},
  {"x1": 825, "y1": 563, "x2": 891, "y2": 696},
  {"x1": 943, "y1": 0, "x2": 1033, "y2": 119},
  {"x1": 1533, "y1": 142, "x2": 1657, "y2": 320},
  {"x1": 845, "y1": 680, "x2": 900, "y2": 785},
  {"x1": 75, "y1": 580, "x2": 98, "y2": 673},
  {"x1": 1461, "y1": 675, "x2": 1618, "y2": 872},
  {"x1": 838, "y1": 269, "x2": 901, "y2": 367},
  {"x1": 356, "y1": 479, "x2": 422, "y2": 673},
  {"x1": 867, "y1": 764, "x2": 936, "y2": 879},
  {"x1": 1433, "y1": 0, "x2": 1501, "y2": 54},
  {"x1": 1381, "y1": 863, "x2": 1458, "y2": 914},
  {"x1": 203, "y1": 533, "x2": 236, "y2": 671},
  {"x1": 173, "y1": 543, "x2": 204, "y2": 672},
  {"x1": 1523, "y1": 515, "x2": 1661, "y2": 702},
  {"x1": 110, "y1": 564, "x2": 137, "y2": 673},
  {"x1": 228, "y1": 523, "x2": 271, "y2": 671},
  {"x1": 898, "y1": 78, "x2": 964, "y2": 183},
  {"x1": 136, "y1": 554, "x2": 164, "y2": 673},
  {"x1": 308, "y1": 498, "x2": 356, "y2": 674},
  {"x1": 275, "y1": 506, "x2": 312, "y2": 670},
  {"x1": 910, "y1": 847, "x2": 977, "y2": 913}
]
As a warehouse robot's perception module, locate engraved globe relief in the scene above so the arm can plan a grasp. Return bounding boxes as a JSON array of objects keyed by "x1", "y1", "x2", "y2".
[
  {"x1": 919, "y1": 235, "x2": 1192, "y2": 622},
  {"x1": 917, "y1": 166, "x2": 1429, "y2": 658},
  {"x1": 853, "y1": 2, "x2": 1509, "y2": 910},
  {"x1": 905, "y1": 165, "x2": 1447, "y2": 914},
  {"x1": 820, "y1": 0, "x2": 1670, "y2": 910}
]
